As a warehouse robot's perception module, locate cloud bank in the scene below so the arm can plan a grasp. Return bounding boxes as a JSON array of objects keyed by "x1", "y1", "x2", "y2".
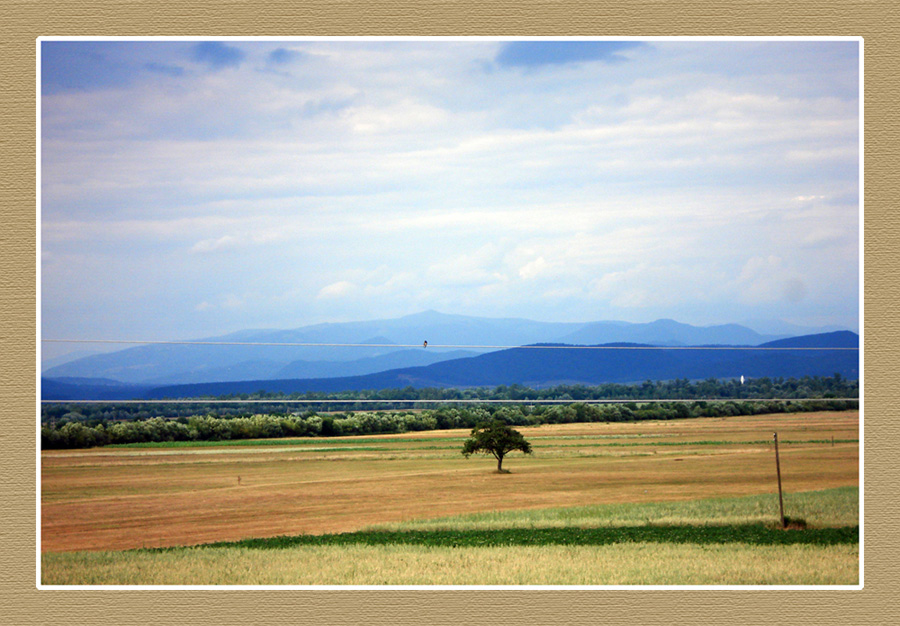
[{"x1": 40, "y1": 39, "x2": 860, "y2": 345}]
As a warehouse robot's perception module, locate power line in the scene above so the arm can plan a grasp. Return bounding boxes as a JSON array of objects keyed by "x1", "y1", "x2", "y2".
[
  {"x1": 40, "y1": 338, "x2": 859, "y2": 351},
  {"x1": 40, "y1": 398, "x2": 859, "y2": 405}
]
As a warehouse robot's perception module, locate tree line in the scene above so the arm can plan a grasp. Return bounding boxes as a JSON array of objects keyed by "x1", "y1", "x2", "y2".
[
  {"x1": 41, "y1": 397, "x2": 858, "y2": 450},
  {"x1": 41, "y1": 375, "x2": 857, "y2": 425},
  {"x1": 197, "y1": 374, "x2": 857, "y2": 402}
]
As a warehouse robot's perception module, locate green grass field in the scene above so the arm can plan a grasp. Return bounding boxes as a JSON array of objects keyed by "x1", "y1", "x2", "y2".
[{"x1": 364, "y1": 485, "x2": 859, "y2": 531}]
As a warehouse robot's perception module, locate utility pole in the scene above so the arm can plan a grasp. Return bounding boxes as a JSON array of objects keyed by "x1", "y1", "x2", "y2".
[{"x1": 773, "y1": 432, "x2": 785, "y2": 528}]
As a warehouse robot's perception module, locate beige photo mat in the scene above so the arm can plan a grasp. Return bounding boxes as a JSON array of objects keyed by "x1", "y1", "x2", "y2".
[{"x1": 4, "y1": 1, "x2": 896, "y2": 624}]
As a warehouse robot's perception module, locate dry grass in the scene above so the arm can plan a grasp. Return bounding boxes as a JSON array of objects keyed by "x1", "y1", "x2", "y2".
[
  {"x1": 41, "y1": 412, "x2": 858, "y2": 553},
  {"x1": 41, "y1": 543, "x2": 859, "y2": 586}
]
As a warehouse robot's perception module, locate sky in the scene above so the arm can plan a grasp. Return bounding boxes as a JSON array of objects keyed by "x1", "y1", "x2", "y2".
[{"x1": 40, "y1": 38, "x2": 860, "y2": 355}]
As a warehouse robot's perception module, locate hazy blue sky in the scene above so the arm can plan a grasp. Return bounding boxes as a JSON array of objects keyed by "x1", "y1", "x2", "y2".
[{"x1": 40, "y1": 38, "x2": 860, "y2": 350}]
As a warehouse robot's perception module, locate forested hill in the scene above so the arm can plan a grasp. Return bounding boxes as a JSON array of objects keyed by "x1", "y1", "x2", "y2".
[{"x1": 136, "y1": 331, "x2": 859, "y2": 400}]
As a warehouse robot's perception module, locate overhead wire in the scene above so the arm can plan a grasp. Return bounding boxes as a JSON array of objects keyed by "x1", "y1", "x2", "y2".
[
  {"x1": 40, "y1": 337, "x2": 859, "y2": 404},
  {"x1": 41, "y1": 338, "x2": 859, "y2": 351},
  {"x1": 40, "y1": 398, "x2": 859, "y2": 404}
]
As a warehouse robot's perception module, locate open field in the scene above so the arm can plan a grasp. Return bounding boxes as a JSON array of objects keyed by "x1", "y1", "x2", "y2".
[
  {"x1": 41, "y1": 411, "x2": 859, "y2": 585},
  {"x1": 41, "y1": 488, "x2": 859, "y2": 585},
  {"x1": 42, "y1": 411, "x2": 858, "y2": 552}
]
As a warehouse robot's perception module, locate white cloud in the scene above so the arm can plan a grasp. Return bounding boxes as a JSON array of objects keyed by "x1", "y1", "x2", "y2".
[
  {"x1": 342, "y1": 99, "x2": 450, "y2": 135},
  {"x1": 518, "y1": 256, "x2": 549, "y2": 280},
  {"x1": 362, "y1": 272, "x2": 418, "y2": 297},
  {"x1": 786, "y1": 146, "x2": 858, "y2": 164},
  {"x1": 40, "y1": 39, "x2": 860, "y2": 338},
  {"x1": 426, "y1": 244, "x2": 507, "y2": 288},
  {"x1": 591, "y1": 263, "x2": 723, "y2": 310},
  {"x1": 801, "y1": 227, "x2": 851, "y2": 247},
  {"x1": 190, "y1": 235, "x2": 241, "y2": 254},
  {"x1": 222, "y1": 294, "x2": 246, "y2": 309},
  {"x1": 41, "y1": 216, "x2": 242, "y2": 242},
  {"x1": 316, "y1": 281, "x2": 359, "y2": 300},
  {"x1": 192, "y1": 294, "x2": 246, "y2": 312},
  {"x1": 734, "y1": 256, "x2": 807, "y2": 305}
]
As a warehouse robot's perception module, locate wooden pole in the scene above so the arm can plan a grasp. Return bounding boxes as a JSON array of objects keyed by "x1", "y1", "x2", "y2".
[{"x1": 773, "y1": 432, "x2": 785, "y2": 528}]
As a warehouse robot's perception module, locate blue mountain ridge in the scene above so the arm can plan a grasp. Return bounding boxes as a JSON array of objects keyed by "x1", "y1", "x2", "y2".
[
  {"x1": 130, "y1": 331, "x2": 859, "y2": 401},
  {"x1": 42, "y1": 311, "x2": 819, "y2": 386}
]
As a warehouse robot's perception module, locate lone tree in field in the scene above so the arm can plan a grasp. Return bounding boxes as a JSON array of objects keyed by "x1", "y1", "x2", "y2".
[{"x1": 461, "y1": 420, "x2": 532, "y2": 472}]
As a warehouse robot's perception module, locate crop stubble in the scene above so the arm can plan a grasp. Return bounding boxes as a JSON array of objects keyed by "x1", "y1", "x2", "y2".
[{"x1": 41, "y1": 411, "x2": 858, "y2": 552}]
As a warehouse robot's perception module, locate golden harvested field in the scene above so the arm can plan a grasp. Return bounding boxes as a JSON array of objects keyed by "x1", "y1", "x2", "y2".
[
  {"x1": 40, "y1": 412, "x2": 858, "y2": 553},
  {"x1": 42, "y1": 543, "x2": 859, "y2": 586}
]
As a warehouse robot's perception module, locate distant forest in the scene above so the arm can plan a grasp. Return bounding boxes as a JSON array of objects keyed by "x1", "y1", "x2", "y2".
[
  {"x1": 41, "y1": 376, "x2": 858, "y2": 449},
  {"x1": 41, "y1": 375, "x2": 857, "y2": 422}
]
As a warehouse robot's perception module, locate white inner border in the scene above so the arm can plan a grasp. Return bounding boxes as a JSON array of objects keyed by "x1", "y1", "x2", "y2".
[{"x1": 36, "y1": 35, "x2": 864, "y2": 592}]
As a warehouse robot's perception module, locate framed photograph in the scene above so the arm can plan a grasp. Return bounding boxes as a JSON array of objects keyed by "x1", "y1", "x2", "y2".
[{"x1": 4, "y1": 1, "x2": 895, "y2": 624}]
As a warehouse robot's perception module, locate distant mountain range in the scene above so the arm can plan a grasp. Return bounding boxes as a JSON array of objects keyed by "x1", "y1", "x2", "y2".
[
  {"x1": 42, "y1": 310, "x2": 849, "y2": 388},
  {"x1": 41, "y1": 329, "x2": 859, "y2": 401}
]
